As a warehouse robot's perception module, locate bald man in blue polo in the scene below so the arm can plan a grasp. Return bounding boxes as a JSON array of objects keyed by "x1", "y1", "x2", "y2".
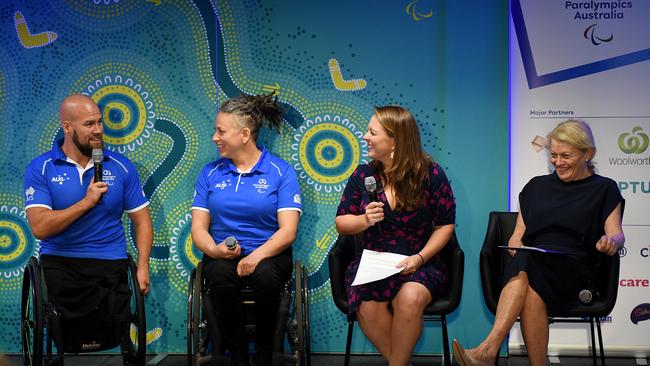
[{"x1": 23, "y1": 95, "x2": 152, "y2": 331}]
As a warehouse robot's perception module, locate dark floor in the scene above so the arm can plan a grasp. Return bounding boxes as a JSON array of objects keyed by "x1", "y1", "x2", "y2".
[{"x1": 2, "y1": 353, "x2": 647, "y2": 366}]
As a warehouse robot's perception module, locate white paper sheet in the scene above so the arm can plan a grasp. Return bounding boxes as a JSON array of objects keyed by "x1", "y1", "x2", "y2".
[{"x1": 351, "y1": 249, "x2": 408, "y2": 286}]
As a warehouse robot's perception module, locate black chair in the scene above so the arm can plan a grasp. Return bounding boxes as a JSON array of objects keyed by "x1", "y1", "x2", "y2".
[
  {"x1": 328, "y1": 233, "x2": 464, "y2": 366},
  {"x1": 187, "y1": 261, "x2": 311, "y2": 366},
  {"x1": 479, "y1": 211, "x2": 621, "y2": 366},
  {"x1": 21, "y1": 254, "x2": 146, "y2": 366}
]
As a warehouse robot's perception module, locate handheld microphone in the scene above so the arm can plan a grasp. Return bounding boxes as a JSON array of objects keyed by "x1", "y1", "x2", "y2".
[
  {"x1": 363, "y1": 176, "x2": 382, "y2": 235},
  {"x1": 578, "y1": 289, "x2": 593, "y2": 304},
  {"x1": 92, "y1": 149, "x2": 103, "y2": 204},
  {"x1": 224, "y1": 236, "x2": 238, "y2": 250}
]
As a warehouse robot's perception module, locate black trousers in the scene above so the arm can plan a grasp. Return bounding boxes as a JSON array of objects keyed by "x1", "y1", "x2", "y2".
[
  {"x1": 40, "y1": 255, "x2": 130, "y2": 321},
  {"x1": 201, "y1": 248, "x2": 292, "y2": 357},
  {"x1": 39, "y1": 255, "x2": 131, "y2": 353}
]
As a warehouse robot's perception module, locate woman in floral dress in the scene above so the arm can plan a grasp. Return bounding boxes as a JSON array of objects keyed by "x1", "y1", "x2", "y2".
[{"x1": 335, "y1": 105, "x2": 456, "y2": 366}]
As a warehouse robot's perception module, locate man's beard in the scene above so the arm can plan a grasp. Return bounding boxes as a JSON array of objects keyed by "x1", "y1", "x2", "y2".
[{"x1": 72, "y1": 129, "x2": 102, "y2": 157}]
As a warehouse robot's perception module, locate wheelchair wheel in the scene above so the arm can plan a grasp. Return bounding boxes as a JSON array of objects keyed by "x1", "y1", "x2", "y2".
[
  {"x1": 126, "y1": 254, "x2": 146, "y2": 365},
  {"x1": 188, "y1": 262, "x2": 211, "y2": 366},
  {"x1": 293, "y1": 261, "x2": 311, "y2": 366},
  {"x1": 187, "y1": 266, "x2": 196, "y2": 366},
  {"x1": 21, "y1": 257, "x2": 44, "y2": 366}
]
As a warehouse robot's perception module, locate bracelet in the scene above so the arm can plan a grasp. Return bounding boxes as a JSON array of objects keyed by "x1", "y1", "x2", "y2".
[{"x1": 416, "y1": 253, "x2": 425, "y2": 265}]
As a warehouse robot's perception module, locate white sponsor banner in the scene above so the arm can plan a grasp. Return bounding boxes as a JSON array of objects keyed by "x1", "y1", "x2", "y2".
[{"x1": 509, "y1": 0, "x2": 650, "y2": 356}]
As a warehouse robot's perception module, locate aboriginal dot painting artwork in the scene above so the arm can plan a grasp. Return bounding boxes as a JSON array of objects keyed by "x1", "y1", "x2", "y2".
[{"x1": 0, "y1": 0, "x2": 508, "y2": 354}]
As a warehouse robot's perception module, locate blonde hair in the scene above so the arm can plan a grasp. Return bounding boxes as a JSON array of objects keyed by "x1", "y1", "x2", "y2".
[
  {"x1": 370, "y1": 105, "x2": 432, "y2": 211},
  {"x1": 548, "y1": 119, "x2": 596, "y2": 172}
]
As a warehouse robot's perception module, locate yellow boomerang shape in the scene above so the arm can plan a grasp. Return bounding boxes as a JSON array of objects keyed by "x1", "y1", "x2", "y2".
[
  {"x1": 328, "y1": 58, "x2": 367, "y2": 91},
  {"x1": 130, "y1": 324, "x2": 163, "y2": 345},
  {"x1": 14, "y1": 11, "x2": 57, "y2": 48}
]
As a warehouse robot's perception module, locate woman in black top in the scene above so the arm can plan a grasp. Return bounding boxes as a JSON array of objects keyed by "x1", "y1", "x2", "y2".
[{"x1": 453, "y1": 120, "x2": 625, "y2": 366}]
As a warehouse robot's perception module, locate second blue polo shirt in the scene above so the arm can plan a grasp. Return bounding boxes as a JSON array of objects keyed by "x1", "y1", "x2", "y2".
[{"x1": 192, "y1": 148, "x2": 302, "y2": 254}]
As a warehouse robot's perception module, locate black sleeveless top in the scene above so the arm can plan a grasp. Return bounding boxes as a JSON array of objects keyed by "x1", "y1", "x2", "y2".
[{"x1": 519, "y1": 172, "x2": 623, "y2": 268}]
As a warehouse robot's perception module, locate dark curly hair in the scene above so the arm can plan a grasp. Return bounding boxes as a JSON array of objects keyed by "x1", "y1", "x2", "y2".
[{"x1": 219, "y1": 92, "x2": 284, "y2": 140}]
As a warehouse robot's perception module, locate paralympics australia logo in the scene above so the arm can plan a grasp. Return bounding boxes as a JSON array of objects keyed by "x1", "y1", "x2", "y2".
[
  {"x1": 103, "y1": 169, "x2": 116, "y2": 185},
  {"x1": 583, "y1": 24, "x2": 613, "y2": 46},
  {"x1": 618, "y1": 127, "x2": 649, "y2": 154},
  {"x1": 253, "y1": 178, "x2": 270, "y2": 194}
]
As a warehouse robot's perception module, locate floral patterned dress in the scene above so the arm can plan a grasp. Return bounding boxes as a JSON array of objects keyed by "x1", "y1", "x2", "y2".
[{"x1": 336, "y1": 163, "x2": 456, "y2": 313}]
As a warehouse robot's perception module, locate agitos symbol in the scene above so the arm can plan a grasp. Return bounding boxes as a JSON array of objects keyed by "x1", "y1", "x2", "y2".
[{"x1": 583, "y1": 23, "x2": 613, "y2": 46}]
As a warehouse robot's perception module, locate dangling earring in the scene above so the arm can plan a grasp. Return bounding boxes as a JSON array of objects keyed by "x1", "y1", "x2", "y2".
[{"x1": 390, "y1": 151, "x2": 394, "y2": 159}]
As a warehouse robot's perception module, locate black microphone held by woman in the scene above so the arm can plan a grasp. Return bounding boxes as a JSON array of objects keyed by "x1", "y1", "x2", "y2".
[{"x1": 364, "y1": 176, "x2": 382, "y2": 235}]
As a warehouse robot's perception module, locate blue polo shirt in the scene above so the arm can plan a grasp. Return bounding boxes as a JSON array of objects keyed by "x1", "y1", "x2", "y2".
[
  {"x1": 192, "y1": 148, "x2": 302, "y2": 255},
  {"x1": 23, "y1": 140, "x2": 149, "y2": 260}
]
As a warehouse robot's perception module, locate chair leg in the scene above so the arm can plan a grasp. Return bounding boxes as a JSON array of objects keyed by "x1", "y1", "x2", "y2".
[
  {"x1": 344, "y1": 321, "x2": 353, "y2": 366},
  {"x1": 441, "y1": 315, "x2": 451, "y2": 366},
  {"x1": 589, "y1": 317, "x2": 597, "y2": 366},
  {"x1": 596, "y1": 317, "x2": 606, "y2": 366}
]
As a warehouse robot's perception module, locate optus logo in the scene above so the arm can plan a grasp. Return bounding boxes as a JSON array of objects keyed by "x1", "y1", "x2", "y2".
[{"x1": 618, "y1": 127, "x2": 649, "y2": 154}]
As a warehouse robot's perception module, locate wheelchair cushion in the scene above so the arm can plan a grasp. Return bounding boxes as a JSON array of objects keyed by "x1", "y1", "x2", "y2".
[{"x1": 59, "y1": 308, "x2": 124, "y2": 353}]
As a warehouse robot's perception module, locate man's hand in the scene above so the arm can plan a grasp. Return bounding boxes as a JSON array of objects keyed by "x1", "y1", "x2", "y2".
[
  {"x1": 136, "y1": 264, "x2": 150, "y2": 295},
  {"x1": 84, "y1": 178, "x2": 108, "y2": 207},
  {"x1": 237, "y1": 250, "x2": 264, "y2": 277}
]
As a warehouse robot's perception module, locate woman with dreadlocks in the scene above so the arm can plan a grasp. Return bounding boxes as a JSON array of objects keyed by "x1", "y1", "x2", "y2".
[{"x1": 191, "y1": 94, "x2": 302, "y2": 366}]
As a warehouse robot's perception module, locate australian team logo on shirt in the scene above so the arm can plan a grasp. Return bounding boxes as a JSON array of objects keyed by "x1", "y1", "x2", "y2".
[
  {"x1": 214, "y1": 180, "x2": 230, "y2": 190},
  {"x1": 253, "y1": 178, "x2": 270, "y2": 194},
  {"x1": 51, "y1": 173, "x2": 70, "y2": 185}
]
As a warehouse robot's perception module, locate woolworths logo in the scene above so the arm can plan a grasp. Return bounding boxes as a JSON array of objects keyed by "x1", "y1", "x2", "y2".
[
  {"x1": 618, "y1": 127, "x2": 648, "y2": 154},
  {"x1": 610, "y1": 127, "x2": 650, "y2": 166}
]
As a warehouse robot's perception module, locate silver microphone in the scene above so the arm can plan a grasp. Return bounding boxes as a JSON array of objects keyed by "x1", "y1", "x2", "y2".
[
  {"x1": 91, "y1": 148, "x2": 104, "y2": 204},
  {"x1": 363, "y1": 176, "x2": 382, "y2": 235},
  {"x1": 92, "y1": 148, "x2": 103, "y2": 182},
  {"x1": 364, "y1": 176, "x2": 377, "y2": 194},
  {"x1": 224, "y1": 236, "x2": 238, "y2": 250}
]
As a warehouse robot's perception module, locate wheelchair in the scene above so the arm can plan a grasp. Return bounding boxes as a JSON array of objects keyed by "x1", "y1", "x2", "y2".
[
  {"x1": 187, "y1": 260, "x2": 311, "y2": 366},
  {"x1": 20, "y1": 254, "x2": 146, "y2": 366}
]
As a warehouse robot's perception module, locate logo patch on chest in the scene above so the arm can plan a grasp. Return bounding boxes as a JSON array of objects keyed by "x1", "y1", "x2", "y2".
[
  {"x1": 215, "y1": 180, "x2": 230, "y2": 190},
  {"x1": 51, "y1": 173, "x2": 70, "y2": 185},
  {"x1": 103, "y1": 169, "x2": 117, "y2": 185},
  {"x1": 253, "y1": 178, "x2": 270, "y2": 193}
]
